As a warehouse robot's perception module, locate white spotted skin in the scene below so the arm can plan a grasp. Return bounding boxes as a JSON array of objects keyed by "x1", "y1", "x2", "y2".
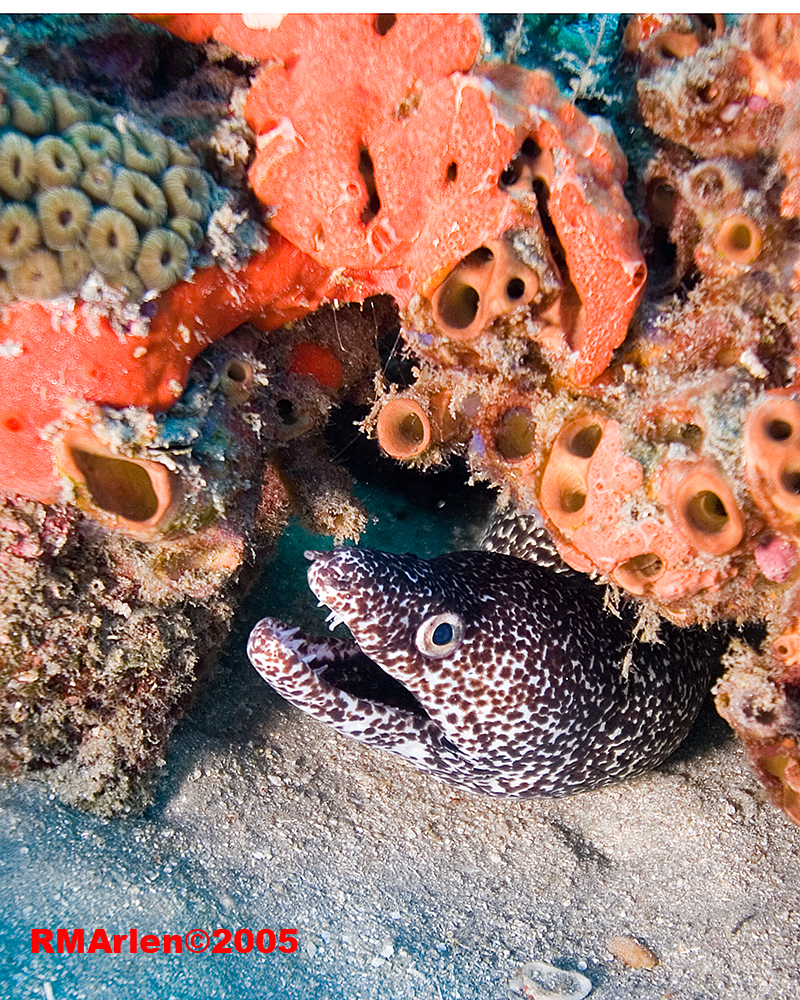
[{"x1": 247, "y1": 548, "x2": 720, "y2": 798}]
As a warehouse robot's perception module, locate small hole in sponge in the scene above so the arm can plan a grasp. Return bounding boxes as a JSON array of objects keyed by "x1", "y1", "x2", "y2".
[
  {"x1": 567, "y1": 423, "x2": 602, "y2": 459},
  {"x1": 767, "y1": 419, "x2": 792, "y2": 441},
  {"x1": 500, "y1": 161, "x2": 520, "y2": 187},
  {"x1": 398, "y1": 411, "x2": 425, "y2": 447},
  {"x1": 494, "y1": 407, "x2": 534, "y2": 460},
  {"x1": 696, "y1": 83, "x2": 720, "y2": 104},
  {"x1": 686, "y1": 490, "x2": 729, "y2": 533},
  {"x1": 780, "y1": 469, "x2": 800, "y2": 495},
  {"x1": 690, "y1": 166, "x2": 724, "y2": 203},
  {"x1": 225, "y1": 359, "x2": 250, "y2": 383},
  {"x1": 373, "y1": 13, "x2": 396, "y2": 35},
  {"x1": 70, "y1": 448, "x2": 159, "y2": 522},
  {"x1": 506, "y1": 277, "x2": 525, "y2": 300},
  {"x1": 620, "y1": 552, "x2": 664, "y2": 580},
  {"x1": 727, "y1": 223, "x2": 753, "y2": 251},
  {"x1": 446, "y1": 161, "x2": 457, "y2": 184},
  {"x1": 436, "y1": 280, "x2": 480, "y2": 330},
  {"x1": 376, "y1": 399, "x2": 431, "y2": 458},
  {"x1": 520, "y1": 137, "x2": 541, "y2": 158},
  {"x1": 277, "y1": 399, "x2": 297, "y2": 426},
  {"x1": 560, "y1": 487, "x2": 586, "y2": 513},
  {"x1": 648, "y1": 181, "x2": 676, "y2": 227},
  {"x1": 358, "y1": 147, "x2": 381, "y2": 225},
  {"x1": 463, "y1": 245, "x2": 494, "y2": 266}
]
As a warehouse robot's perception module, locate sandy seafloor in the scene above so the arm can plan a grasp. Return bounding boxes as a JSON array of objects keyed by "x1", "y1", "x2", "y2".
[{"x1": 1, "y1": 436, "x2": 799, "y2": 1000}]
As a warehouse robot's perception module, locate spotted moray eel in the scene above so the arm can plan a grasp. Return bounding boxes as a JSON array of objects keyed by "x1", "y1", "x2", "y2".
[{"x1": 247, "y1": 512, "x2": 722, "y2": 798}]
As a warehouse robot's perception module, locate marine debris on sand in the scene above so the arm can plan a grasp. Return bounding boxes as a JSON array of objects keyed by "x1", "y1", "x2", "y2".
[{"x1": 0, "y1": 14, "x2": 799, "y2": 825}]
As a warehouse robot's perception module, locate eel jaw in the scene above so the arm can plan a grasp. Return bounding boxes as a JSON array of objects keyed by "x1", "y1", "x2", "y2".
[
  {"x1": 247, "y1": 615, "x2": 428, "y2": 718},
  {"x1": 246, "y1": 616, "x2": 361, "y2": 679}
]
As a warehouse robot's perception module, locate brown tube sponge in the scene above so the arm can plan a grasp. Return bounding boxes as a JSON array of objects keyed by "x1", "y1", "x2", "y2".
[
  {"x1": 54, "y1": 425, "x2": 182, "y2": 540},
  {"x1": 219, "y1": 358, "x2": 255, "y2": 404},
  {"x1": 714, "y1": 215, "x2": 762, "y2": 266},
  {"x1": 376, "y1": 398, "x2": 432, "y2": 459},
  {"x1": 659, "y1": 459, "x2": 744, "y2": 555}
]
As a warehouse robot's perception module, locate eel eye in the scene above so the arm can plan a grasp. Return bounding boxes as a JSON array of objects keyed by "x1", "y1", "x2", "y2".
[{"x1": 415, "y1": 612, "x2": 464, "y2": 658}]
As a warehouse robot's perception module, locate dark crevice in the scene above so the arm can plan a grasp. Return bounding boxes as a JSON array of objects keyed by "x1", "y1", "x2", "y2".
[
  {"x1": 358, "y1": 147, "x2": 381, "y2": 225},
  {"x1": 373, "y1": 13, "x2": 397, "y2": 36},
  {"x1": 533, "y1": 177, "x2": 582, "y2": 339}
]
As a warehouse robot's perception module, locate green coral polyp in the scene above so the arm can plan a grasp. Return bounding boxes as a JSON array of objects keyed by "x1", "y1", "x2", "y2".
[
  {"x1": 0, "y1": 132, "x2": 36, "y2": 201},
  {"x1": 66, "y1": 123, "x2": 122, "y2": 167},
  {"x1": 86, "y1": 207, "x2": 139, "y2": 276},
  {"x1": 35, "y1": 135, "x2": 82, "y2": 188},
  {"x1": 0, "y1": 69, "x2": 214, "y2": 301},
  {"x1": 49, "y1": 85, "x2": 92, "y2": 132},
  {"x1": 111, "y1": 168, "x2": 168, "y2": 230},
  {"x1": 0, "y1": 203, "x2": 40, "y2": 268},
  {"x1": 38, "y1": 186, "x2": 92, "y2": 250},
  {"x1": 135, "y1": 228, "x2": 189, "y2": 291},
  {"x1": 59, "y1": 246, "x2": 90, "y2": 291},
  {"x1": 8, "y1": 77, "x2": 54, "y2": 136},
  {"x1": 80, "y1": 163, "x2": 114, "y2": 203},
  {"x1": 9, "y1": 247, "x2": 62, "y2": 298},
  {"x1": 162, "y1": 165, "x2": 210, "y2": 222},
  {"x1": 121, "y1": 126, "x2": 169, "y2": 176}
]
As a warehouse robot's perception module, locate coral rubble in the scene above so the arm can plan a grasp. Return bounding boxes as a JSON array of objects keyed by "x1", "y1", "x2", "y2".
[{"x1": 3, "y1": 13, "x2": 800, "y2": 824}]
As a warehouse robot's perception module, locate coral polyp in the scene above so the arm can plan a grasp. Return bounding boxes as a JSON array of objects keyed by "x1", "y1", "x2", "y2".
[{"x1": 0, "y1": 67, "x2": 215, "y2": 303}]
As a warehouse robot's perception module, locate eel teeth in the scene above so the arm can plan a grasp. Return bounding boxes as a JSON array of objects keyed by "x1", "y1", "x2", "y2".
[{"x1": 325, "y1": 609, "x2": 347, "y2": 631}]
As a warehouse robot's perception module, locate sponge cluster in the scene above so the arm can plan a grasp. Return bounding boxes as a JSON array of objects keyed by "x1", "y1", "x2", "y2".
[{"x1": 0, "y1": 70, "x2": 212, "y2": 302}]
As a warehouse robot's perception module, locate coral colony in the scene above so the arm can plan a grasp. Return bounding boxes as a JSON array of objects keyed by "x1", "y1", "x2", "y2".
[{"x1": 0, "y1": 13, "x2": 799, "y2": 825}]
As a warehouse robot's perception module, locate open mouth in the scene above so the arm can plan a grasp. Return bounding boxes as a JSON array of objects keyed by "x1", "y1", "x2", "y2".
[{"x1": 248, "y1": 617, "x2": 428, "y2": 719}]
